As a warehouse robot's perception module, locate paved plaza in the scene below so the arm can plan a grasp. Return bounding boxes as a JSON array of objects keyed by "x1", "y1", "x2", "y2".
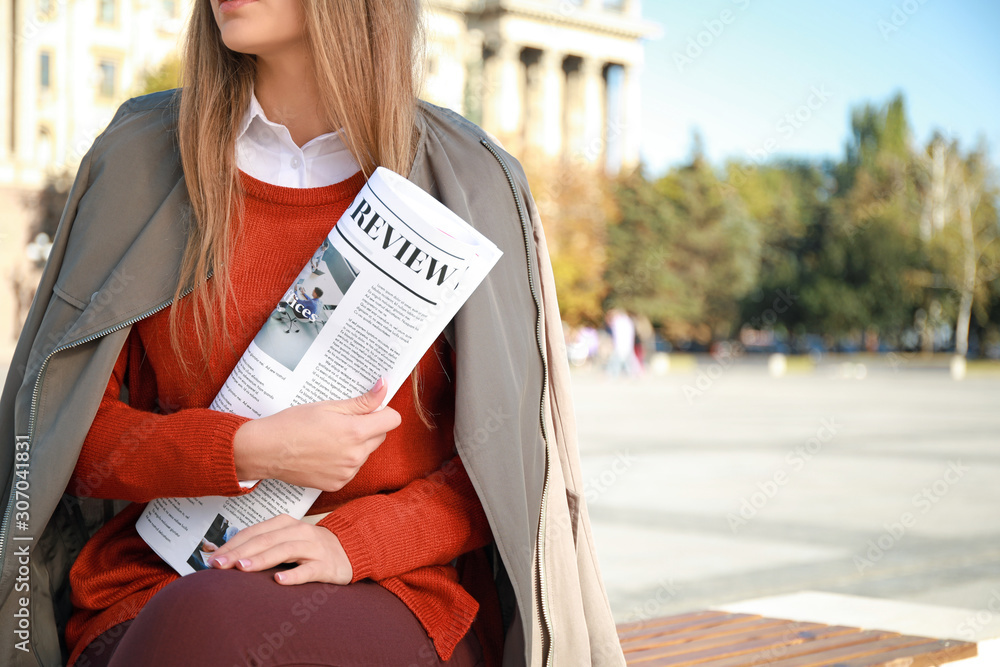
[{"x1": 573, "y1": 356, "x2": 1000, "y2": 635}]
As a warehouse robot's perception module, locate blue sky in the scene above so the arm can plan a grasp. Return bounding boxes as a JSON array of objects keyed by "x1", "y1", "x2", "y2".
[{"x1": 638, "y1": 0, "x2": 1000, "y2": 175}]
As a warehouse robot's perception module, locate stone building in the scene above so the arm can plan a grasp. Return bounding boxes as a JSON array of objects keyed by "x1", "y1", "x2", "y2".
[
  {"x1": 1, "y1": 0, "x2": 190, "y2": 188},
  {"x1": 422, "y1": 0, "x2": 655, "y2": 172},
  {"x1": 0, "y1": 0, "x2": 193, "y2": 343}
]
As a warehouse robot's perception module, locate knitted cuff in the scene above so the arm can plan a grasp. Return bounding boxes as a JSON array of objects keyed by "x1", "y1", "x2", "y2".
[
  {"x1": 316, "y1": 509, "x2": 375, "y2": 582},
  {"x1": 202, "y1": 411, "x2": 255, "y2": 496}
]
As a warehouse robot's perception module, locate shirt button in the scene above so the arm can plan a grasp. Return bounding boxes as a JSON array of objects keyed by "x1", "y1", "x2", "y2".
[{"x1": 291, "y1": 157, "x2": 301, "y2": 169}]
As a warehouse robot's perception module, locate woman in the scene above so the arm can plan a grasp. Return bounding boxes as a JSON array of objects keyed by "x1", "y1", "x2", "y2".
[{"x1": 0, "y1": 1, "x2": 624, "y2": 666}]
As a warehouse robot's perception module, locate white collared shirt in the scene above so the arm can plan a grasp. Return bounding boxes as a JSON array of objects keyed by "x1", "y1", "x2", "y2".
[{"x1": 235, "y1": 93, "x2": 360, "y2": 188}]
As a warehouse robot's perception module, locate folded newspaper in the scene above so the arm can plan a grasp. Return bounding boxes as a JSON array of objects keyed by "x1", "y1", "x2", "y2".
[{"x1": 135, "y1": 167, "x2": 502, "y2": 576}]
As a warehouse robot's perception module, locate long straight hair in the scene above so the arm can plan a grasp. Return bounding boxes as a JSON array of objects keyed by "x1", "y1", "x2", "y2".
[
  {"x1": 170, "y1": 0, "x2": 418, "y2": 356},
  {"x1": 174, "y1": 0, "x2": 429, "y2": 420}
]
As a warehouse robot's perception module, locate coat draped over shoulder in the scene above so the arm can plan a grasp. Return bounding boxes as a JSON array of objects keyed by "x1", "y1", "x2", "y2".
[{"x1": 0, "y1": 90, "x2": 625, "y2": 667}]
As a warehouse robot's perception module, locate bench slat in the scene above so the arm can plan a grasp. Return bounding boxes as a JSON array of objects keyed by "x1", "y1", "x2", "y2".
[
  {"x1": 675, "y1": 625, "x2": 871, "y2": 667},
  {"x1": 619, "y1": 613, "x2": 760, "y2": 643},
  {"x1": 759, "y1": 635, "x2": 951, "y2": 667},
  {"x1": 617, "y1": 610, "x2": 730, "y2": 635},
  {"x1": 621, "y1": 618, "x2": 796, "y2": 651},
  {"x1": 617, "y1": 612, "x2": 977, "y2": 667},
  {"x1": 629, "y1": 628, "x2": 893, "y2": 666},
  {"x1": 623, "y1": 621, "x2": 829, "y2": 663},
  {"x1": 829, "y1": 639, "x2": 978, "y2": 667}
]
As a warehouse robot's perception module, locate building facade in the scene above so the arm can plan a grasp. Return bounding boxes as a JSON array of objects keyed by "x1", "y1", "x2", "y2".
[
  {"x1": 0, "y1": 0, "x2": 193, "y2": 343},
  {"x1": 1, "y1": 0, "x2": 190, "y2": 187},
  {"x1": 423, "y1": 0, "x2": 655, "y2": 173}
]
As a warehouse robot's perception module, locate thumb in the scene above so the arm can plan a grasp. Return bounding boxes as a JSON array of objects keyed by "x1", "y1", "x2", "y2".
[{"x1": 336, "y1": 377, "x2": 388, "y2": 415}]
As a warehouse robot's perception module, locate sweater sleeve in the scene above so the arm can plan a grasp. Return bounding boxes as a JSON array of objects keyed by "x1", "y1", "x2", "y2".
[
  {"x1": 68, "y1": 334, "x2": 254, "y2": 502},
  {"x1": 316, "y1": 454, "x2": 493, "y2": 582}
]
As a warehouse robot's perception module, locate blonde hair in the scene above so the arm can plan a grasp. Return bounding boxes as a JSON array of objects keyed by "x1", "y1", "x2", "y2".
[{"x1": 174, "y1": 0, "x2": 429, "y2": 420}]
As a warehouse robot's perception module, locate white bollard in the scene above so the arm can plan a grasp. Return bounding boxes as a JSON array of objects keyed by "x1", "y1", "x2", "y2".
[
  {"x1": 651, "y1": 352, "x2": 670, "y2": 376},
  {"x1": 950, "y1": 355, "x2": 967, "y2": 381},
  {"x1": 767, "y1": 353, "x2": 787, "y2": 378}
]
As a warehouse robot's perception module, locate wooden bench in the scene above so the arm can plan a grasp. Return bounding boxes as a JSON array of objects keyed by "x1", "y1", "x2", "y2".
[{"x1": 616, "y1": 610, "x2": 978, "y2": 666}]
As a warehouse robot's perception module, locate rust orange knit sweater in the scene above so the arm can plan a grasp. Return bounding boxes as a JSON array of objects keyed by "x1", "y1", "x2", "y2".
[{"x1": 64, "y1": 172, "x2": 502, "y2": 665}]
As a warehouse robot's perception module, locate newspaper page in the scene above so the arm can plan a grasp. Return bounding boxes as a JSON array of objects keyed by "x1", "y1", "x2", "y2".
[{"x1": 135, "y1": 167, "x2": 502, "y2": 575}]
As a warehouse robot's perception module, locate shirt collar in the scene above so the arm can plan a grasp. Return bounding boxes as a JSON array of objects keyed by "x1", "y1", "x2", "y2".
[
  {"x1": 237, "y1": 91, "x2": 346, "y2": 155},
  {"x1": 236, "y1": 91, "x2": 266, "y2": 143}
]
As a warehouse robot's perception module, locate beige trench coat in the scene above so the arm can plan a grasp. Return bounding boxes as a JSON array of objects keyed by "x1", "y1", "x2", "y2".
[{"x1": 0, "y1": 91, "x2": 626, "y2": 667}]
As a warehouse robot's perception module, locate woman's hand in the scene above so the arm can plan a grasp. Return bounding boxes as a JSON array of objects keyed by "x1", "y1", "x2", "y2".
[
  {"x1": 233, "y1": 378, "x2": 401, "y2": 492},
  {"x1": 207, "y1": 514, "x2": 352, "y2": 585}
]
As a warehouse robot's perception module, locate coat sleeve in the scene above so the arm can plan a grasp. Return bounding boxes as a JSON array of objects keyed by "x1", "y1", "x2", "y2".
[
  {"x1": 68, "y1": 331, "x2": 254, "y2": 502},
  {"x1": 525, "y1": 178, "x2": 628, "y2": 665}
]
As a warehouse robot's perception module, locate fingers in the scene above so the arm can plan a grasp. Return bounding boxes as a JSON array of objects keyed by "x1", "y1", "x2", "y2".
[
  {"x1": 229, "y1": 538, "x2": 318, "y2": 573},
  {"x1": 358, "y1": 407, "x2": 401, "y2": 440},
  {"x1": 274, "y1": 560, "x2": 325, "y2": 586},
  {"x1": 330, "y1": 377, "x2": 388, "y2": 416},
  {"x1": 205, "y1": 516, "x2": 350, "y2": 586},
  {"x1": 319, "y1": 406, "x2": 400, "y2": 453},
  {"x1": 208, "y1": 513, "x2": 297, "y2": 567}
]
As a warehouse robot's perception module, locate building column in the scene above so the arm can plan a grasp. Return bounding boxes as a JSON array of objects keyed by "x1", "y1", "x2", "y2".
[
  {"x1": 537, "y1": 50, "x2": 564, "y2": 158},
  {"x1": 620, "y1": 62, "x2": 642, "y2": 171},
  {"x1": 0, "y1": 0, "x2": 12, "y2": 163},
  {"x1": 579, "y1": 56, "x2": 606, "y2": 167},
  {"x1": 492, "y1": 40, "x2": 523, "y2": 142},
  {"x1": 622, "y1": 0, "x2": 643, "y2": 18}
]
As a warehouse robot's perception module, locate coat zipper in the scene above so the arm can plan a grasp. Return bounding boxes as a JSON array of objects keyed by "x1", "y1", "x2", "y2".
[
  {"x1": 481, "y1": 139, "x2": 554, "y2": 667},
  {"x1": 0, "y1": 282, "x2": 200, "y2": 662}
]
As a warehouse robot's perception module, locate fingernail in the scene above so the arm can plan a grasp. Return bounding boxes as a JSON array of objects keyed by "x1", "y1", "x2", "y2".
[
  {"x1": 275, "y1": 572, "x2": 286, "y2": 583},
  {"x1": 372, "y1": 377, "x2": 384, "y2": 392},
  {"x1": 211, "y1": 556, "x2": 227, "y2": 568},
  {"x1": 238, "y1": 559, "x2": 251, "y2": 569}
]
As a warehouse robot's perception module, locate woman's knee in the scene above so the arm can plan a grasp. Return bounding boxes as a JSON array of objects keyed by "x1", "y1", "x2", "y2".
[{"x1": 126, "y1": 568, "x2": 274, "y2": 642}]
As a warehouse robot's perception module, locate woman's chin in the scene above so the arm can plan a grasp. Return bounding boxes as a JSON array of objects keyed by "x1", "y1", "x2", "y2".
[{"x1": 218, "y1": 29, "x2": 264, "y2": 56}]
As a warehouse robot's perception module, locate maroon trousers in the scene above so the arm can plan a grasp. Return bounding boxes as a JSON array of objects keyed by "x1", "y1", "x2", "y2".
[{"x1": 73, "y1": 569, "x2": 484, "y2": 667}]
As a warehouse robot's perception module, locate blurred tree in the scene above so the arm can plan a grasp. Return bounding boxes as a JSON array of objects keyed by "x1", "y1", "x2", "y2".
[
  {"x1": 919, "y1": 135, "x2": 1000, "y2": 357},
  {"x1": 605, "y1": 144, "x2": 760, "y2": 341},
  {"x1": 593, "y1": 92, "x2": 1000, "y2": 352},
  {"x1": 724, "y1": 160, "x2": 829, "y2": 334},
  {"x1": 134, "y1": 54, "x2": 182, "y2": 96},
  {"x1": 807, "y1": 93, "x2": 926, "y2": 339},
  {"x1": 525, "y1": 159, "x2": 616, "y2": 326}
]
